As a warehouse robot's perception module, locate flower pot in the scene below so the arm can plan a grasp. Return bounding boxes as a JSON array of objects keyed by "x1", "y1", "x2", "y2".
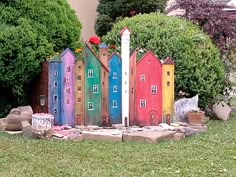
[{"x1": 187, "y1": 111, "x2": 204, "y2": 125}]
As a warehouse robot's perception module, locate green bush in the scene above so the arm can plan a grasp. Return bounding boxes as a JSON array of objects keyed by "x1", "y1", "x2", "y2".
[{"x1": 103, "y1": 13, "x2": 225, "y2": 107}]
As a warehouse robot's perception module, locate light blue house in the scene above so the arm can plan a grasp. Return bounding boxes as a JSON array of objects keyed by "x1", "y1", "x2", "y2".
[
  {"x1": 108, "y1": 53, "x2": 122, "y2": 124},
  {"x1": 48, "y1": 55, "x2": 62, "y2": 125}
]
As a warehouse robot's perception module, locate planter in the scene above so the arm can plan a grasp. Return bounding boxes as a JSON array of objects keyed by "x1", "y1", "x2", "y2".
[{"x1": 187, "y1": 111, "x2": 204, "y2": 125}]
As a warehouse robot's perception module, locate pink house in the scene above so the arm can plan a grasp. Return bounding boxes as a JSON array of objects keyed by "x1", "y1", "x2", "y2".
[{"x1": 135, "y1": 51, "x2": 162, "y2": 126}]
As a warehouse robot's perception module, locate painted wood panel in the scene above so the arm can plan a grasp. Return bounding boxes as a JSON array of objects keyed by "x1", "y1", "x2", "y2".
[
  {"x1": 108, "y1": 53, "x2": 122, "y2": 124},
  {"x1": 162, "y1": 57, "x2": 175, "y2": 124},
  {"x1": 61, "y1": 49, "x2": 75, "y2": 127},
  {"x1": 136, "y1": 51, "x2": 162, "y2": 126},
  {"x1": 74, "y1": 58, "x2": 85, "y2": 125},
  {"x1": 84, "y1": 44, "x2": 102, "y2": 125},
  {"x1": 48, "y1": 57, "x2": 62, "y2": 125},
  {"x1": 129, "y1": 50, "x2": 137, "y2": 126},
  {"x1": 99, "y1": 43, "x2": 109, "y2": 125}
]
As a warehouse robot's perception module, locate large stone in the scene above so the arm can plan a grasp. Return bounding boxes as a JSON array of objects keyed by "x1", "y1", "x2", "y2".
[
  {"x1": 123, "y1": 130, "x2": 175, "y2": 143},
  {"x1": 5, "y1": 106, "x2": 33, "y2": 131},
  {"x1": 174, "y1": 95, "x2": 199, "y2": 122},
  {"x1": 173, "y1": 133, "x2": 185, "y2": 141},
  {"x1": 21, "y1": 120, "x2": 36, "y2": 139},
  {"x1": 213, "y1": 101, "x2": 232, "y2": 121},
  {"x1": 82, "y1": 130, "x2": 122, "y2": 142},
  {"x1": 0, "y1": 118, "x2": 7, "y2": 131}
]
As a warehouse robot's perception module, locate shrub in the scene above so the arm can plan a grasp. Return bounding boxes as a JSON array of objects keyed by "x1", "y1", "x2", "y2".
[{"x1": 103, "y1": 13, "x2": 225, "y2": 107}]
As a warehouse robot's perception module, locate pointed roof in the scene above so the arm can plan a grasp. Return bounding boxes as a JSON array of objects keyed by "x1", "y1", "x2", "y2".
[
  {"x1": 163, "y1": 57, "x2": 175, "y2": 65},
  {"x1": 137, "y1": 50, "x2": 162, "y2": 65},
  {"x1": 108, "y1": 52, "x2": 122, "y2": 61},
  {"x1": 48, "y1": 54, "x2": 61, "y2": 63},
  {"x1": 120, "y1": 26, "x2": 131, "y2": 35},
  {"x1": 60, "y1": 48, "x2": 75, "y2": 58},
  {"x1": 99, "y1": 43, "x2": 108, "y2": 49},
  {"x1": 85, "y1": 43, "x2": 109, "y2": 72}
]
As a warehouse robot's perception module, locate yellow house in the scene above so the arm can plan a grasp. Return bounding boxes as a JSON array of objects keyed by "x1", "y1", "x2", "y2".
[{"x1": 162, "y1": 57, "x2": 175, "y2": 124}]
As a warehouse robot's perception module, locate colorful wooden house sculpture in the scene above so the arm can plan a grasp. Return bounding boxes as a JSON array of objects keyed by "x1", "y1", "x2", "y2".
[
  {"x1": 74, "y1": 56, "x2": 85, "y2": 125},
  {"x1": 134, "y1": 51, "x2": 163, "y2": 126},
  {"x1": 162, "y1": 57, "x2": 175, "y2": 124},
  {"x1": 47, "y1": 27, "x2": 175, "y2": 127},
  {"x1": 108, "y1": 52, "x2": 122, "y2": 124},
  {"x1": 48, "y1": 55, "x2": 62, "y2": 125}
]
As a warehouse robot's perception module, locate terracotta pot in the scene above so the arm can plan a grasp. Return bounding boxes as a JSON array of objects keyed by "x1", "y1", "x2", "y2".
[{"x1": 187, "y1": 111, "x2": 204, "y2": 125}]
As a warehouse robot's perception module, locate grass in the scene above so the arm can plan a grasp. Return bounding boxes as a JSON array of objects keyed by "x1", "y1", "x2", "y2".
[{"x1": 1, "y1": 115, "x2": 236, "y2": 177}]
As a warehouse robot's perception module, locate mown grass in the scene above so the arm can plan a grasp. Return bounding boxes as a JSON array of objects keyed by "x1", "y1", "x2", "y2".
[{"x1": 1, "y1": 114, "x2": 236, "y2": 177}]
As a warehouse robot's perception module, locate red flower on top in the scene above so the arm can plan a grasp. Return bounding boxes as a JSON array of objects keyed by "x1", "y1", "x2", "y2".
[{"x1": 89, "y1": 36, "x2": 100, "y2": 45}]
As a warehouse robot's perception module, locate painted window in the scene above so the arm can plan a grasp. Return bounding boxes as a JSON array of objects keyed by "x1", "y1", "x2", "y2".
[
  {"x1": 54, "y1": 70, "x2": 58, "y2": 76},
  {"x1": 78, "y1": 87, "x2": 81, "y2": 92},
  {"x1": 66, "y1": 66, "x2": 71, "y2": 72},
  {"x1": 64, "y1": 77, "x2": 69, "y2": 83},
  {"x1": 77, "y1": 75, "x2": 81, "y2": 81},
  {"x1": 113, "y1": 85, "x2": 117, "y2": 92},
  {"x1": 113, "y1": 100, "x2": 118, "y2": 108},
  {"x1": 54, "y1": 95, "x2": 58, "y2": 102},
  {"x1": 88, "y1": 69, "x2": 94, "y2": 78},
  {"x1": 66, "y1": 98, "x2": 70, "y2": 104},
  {"x1": 151, "y1": 86, "x2": 157, "y2": 94},
  {"x1": 78, "y1": 98, "x2": 81, "y2": 103},
  {"x1": 54, "y1": 82, "x2": 57, "y2": 88},
  {"x1": 140, "y1": 100, "x2": 146, "y2": 108},
  {"x1": 113, "y1": 72, "x2": 117, "y2": 79},
  {"x1": 54, "y1": 108, "x2": 57, "y2": 114},
  {"x1": 167, "y1": 81, "x2": 170, "y2": 86},
  {"x1": 93, "y1": 85, "x2": 99, "y2": 93},
  {"x1": 88, "y1": 102, "x2": 94, "y2": 110},
  {"x1": 65, "y1": 88, "x2": 70, "y2": 94},
  {"x1": 140, "y1": 75, "x2": 145, "y2": 81},
  {"x1": 167, "y1": 71, "x2": 170, "y2": 76}
]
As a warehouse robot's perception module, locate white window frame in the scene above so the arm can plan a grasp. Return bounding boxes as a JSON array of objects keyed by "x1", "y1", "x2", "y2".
[
  {"x1": 88, "y1": 102, "x2": 94, "y2": 110},
  {"x1": 65, "y1": 77, "x2": 69, "y2": 83},
  {"x1": 140, "y1": 75, "x2": 145, "y2": 81},
  {"x1": 93, "y1": 85, "x2": 99, "y2": 93},
  {"x1": 113, "y1": 100, "x2": 118, "y2": 108},
  {"x1": 113, "y1": 85, "x2": 117, "y2": 92},
  {"x1": 113, "y1": 72, "x2": 117, "y2": 79},
  {"x1": 151, "y1": 85, "x2": 157, "y2": 94},
  {"x1": 88, "y1": 69, "x2": 94, "y2": 78},
  {"x1": 140, "y1": 100, "x2": 146, "y2": 108}
]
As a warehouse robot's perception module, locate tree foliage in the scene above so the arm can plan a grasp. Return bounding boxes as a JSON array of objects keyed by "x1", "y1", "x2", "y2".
[
  {"x1": 103, "y1": 13, "x2": 225, "y2": 107},
  {"x1": 0, "y1": 0, "x2": 81, "y2": 117},
  {"x1": 95, "y1": 0, "x2": 167, "y2": 37},
  {"x1": 166, "y1": 0, "x2": 236, "y2": 52}
]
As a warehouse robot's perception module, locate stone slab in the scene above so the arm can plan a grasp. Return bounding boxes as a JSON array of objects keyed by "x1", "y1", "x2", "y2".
[
  {"x1": 173, "y1": 133, "x2": 185, "y2": 141},
  {"x1": 82, "y1": 130, "x2": 123, "y2": 142},
  {"x1": 123, "y1": 130, "x2": 175, "y2": 143}
]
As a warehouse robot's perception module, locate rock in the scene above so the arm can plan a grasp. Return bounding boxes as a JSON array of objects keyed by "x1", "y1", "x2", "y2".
[
  {"x1": 174, "y1": 95, "x2": 199, "y2": 122},
  {"x1": 181, "y1": 127, "x2": 198, "y2": 137},
  {"x1": 123, "y1": 130, "x2": 175, "y2": 143},
  {"x1": 75, "y1": 125, "x2": 86, "y2": 130},
  {"x1": 68, "y1": 134, "x2": 83, "y2": 141},
  {"x1": 21, "y1": 120, "x2": 36, "y2": 139},
  {"x1": 34, "y1": 129, "x2": 54, "y2": 140},
  {"x1": 189, "y1": 125, "x2": 208, "y2": 133},
  {"x1": 82, "y1": 130, "x2": 122, "y2": 142},
  {"x1": 5, "y1": 106, "x2": 33, "y2": 131},
  {"x1": 173, "y1": 133, "x2": 185, "y2": 141},
  {"x1": 213, "y1": 101, "x2": 232, "y2": 121},
  {"x1": 0, "y1": 118, "x2": 7, "y2": 131}
]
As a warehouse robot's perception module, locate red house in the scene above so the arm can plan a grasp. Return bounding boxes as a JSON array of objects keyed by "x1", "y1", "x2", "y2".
[{"x1": 135, "y1": 51, "x2": 162, "y2": 126}]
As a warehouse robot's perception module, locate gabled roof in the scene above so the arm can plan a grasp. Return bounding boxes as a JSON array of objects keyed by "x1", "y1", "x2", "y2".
[
  {"x1": 120, "y1": 26, "x2": 131, "y2": 35},
  {"x1": 99, "y1": 43, "x2": 108, "y2": 49},
  {"x1": 85, "y1": 43, "x2": 109, "y2": 72},
  {"x1": 137, "y1": 50, "x2": 162, "y2": 65},
  {"x1": 60, "y1": 48, "x2": 75, "y2": 58},
  {"x1": 108, "y1": 52, "x2": 122, "y2": 61},
  {"x1": 163, "y1": 57, "x2": 175, "y2": 65},
  {"x1": 48, "y1": 54, "x2": 61, "y2": 63}
]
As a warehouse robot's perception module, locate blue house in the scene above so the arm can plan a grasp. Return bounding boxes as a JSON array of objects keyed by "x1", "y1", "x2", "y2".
[
  {"x1": 108, "y1": 53, "x2": 122, "y2": 124},
  {"x1": 48, "y1": 55, "x2": 62, "y2": 125}
]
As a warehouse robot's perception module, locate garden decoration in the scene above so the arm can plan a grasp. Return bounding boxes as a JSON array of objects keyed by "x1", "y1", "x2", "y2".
[
  {"x1": 187, "y1": 108, "x2": 204, "y2": 125},
  {"x1": 47, "y1": 27, "x2": 175, "y2": 127}
]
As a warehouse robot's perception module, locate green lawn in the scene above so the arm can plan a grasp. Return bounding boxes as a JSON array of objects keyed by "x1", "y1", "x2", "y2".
[{"x1": 1, "y1": 115, "x2": 236, "y2": 177}]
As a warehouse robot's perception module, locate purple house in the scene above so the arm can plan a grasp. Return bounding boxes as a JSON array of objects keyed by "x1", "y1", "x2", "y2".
[{"x1": 61, "y1": 48, "x2": 75, "y2": 127}]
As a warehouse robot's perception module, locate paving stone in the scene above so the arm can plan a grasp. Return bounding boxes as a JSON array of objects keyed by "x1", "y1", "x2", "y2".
[
  {"x1": 123, "y1": 130, "x2": 175, "y2": 143},
  {"x1": 173, "y1": 133, "x2": 185, "y2": 141},
  {"x1": 189, "y1": 125, "x2": 208, "y2": 133},
  {"x1": 144, "y1": 126, "x2": 164, "y2": 131},
  {"x1": 82, "y1": 130, "x2": 123, "y2": 142}
]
